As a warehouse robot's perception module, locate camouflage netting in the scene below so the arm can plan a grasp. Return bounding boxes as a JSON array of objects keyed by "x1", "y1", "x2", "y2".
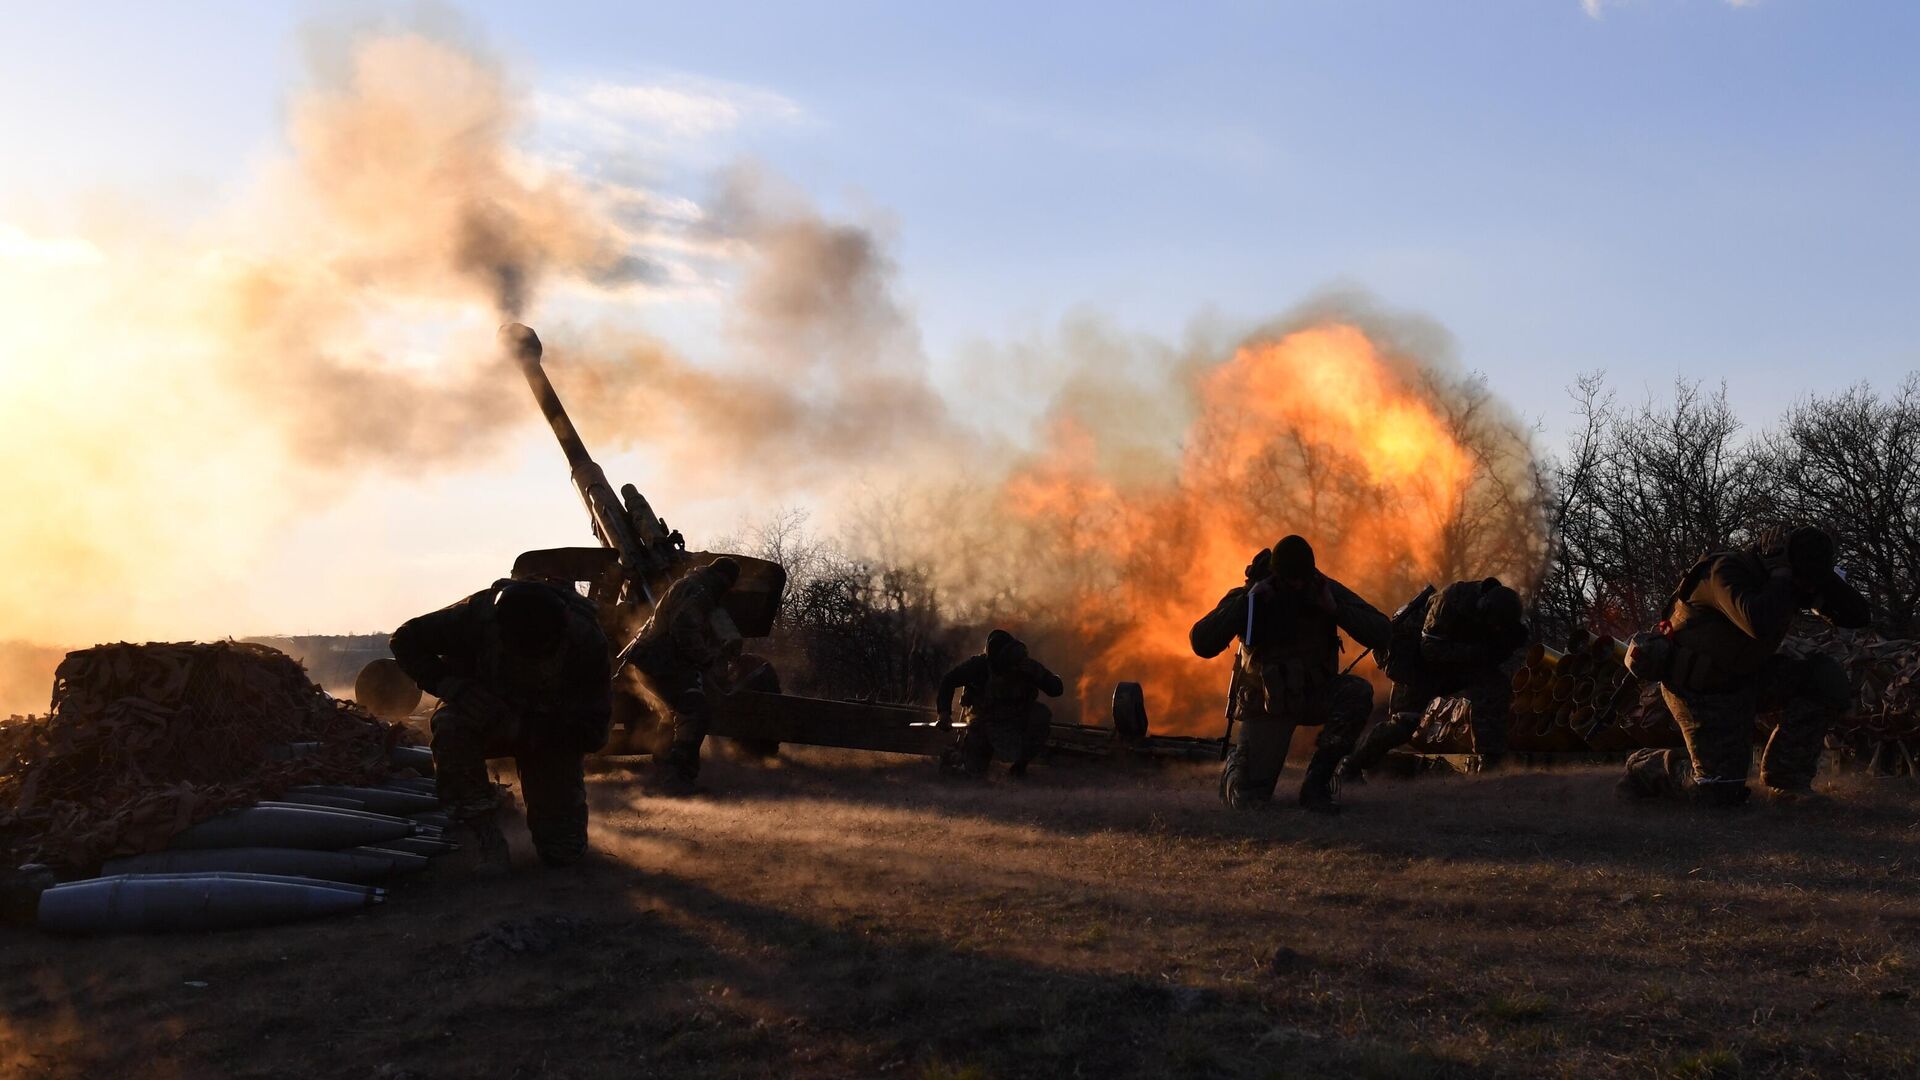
[
  {"x1": 1409, "y1": 617, "x2": 1920, "y2": 758},
  {"x1": 0, "y1": 641, "x2": 405, "y2": 870},
  {"x1": 1789, "y1": 624, "x2": 1920, "y2": 747}
]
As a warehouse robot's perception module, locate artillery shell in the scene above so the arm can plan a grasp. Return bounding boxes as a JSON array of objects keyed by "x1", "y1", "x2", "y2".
[
  {"x1": 287, "y1": 785, "x2": 440, "y2": 816},
  {"x1": 170, "y1": 806, "x2": 412, "y2": 852},
  {"x1": 274, "y1": 793, "x2": 369, "y2": 812},
  {"x1": 341, "y1": 847, "x2": 432, "y2": 874},
  {"x1": 388, "y1": 745, "x2": 436, "y2": 775},
  {"x1": 102, "y1": 847, "x2": 405, "y2": 885},
  {"x1": 252, "y1": 802, "x2": 422, "y2": 830},
  {"x1": 382, "y1": 777, "x2": 438, "y2": 795},
  {"x1": 38, "y1": 873, "x2": 381, "y2": 935},
  {"x1": 369, "y1": 836, "x2": 459, "y2": 857}
]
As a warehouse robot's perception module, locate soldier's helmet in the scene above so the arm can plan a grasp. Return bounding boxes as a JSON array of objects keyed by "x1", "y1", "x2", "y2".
[
  {"x1": 1786, "y1": 526, "x2": 1836, "y2": 577},
  {"x1": 1270, "y1": 535, "x2": 1315, "y2": 583},
  {"x1": 985, "y1": 628, "x2": 1014, "y2": 656},
  {"x1": 1477, "y1": 580, "x2": 1525, "y2": 630},
  {"x1": 708, "y1": 556, "x2": 742, "y2": 591},
  {"x1": 495, "y1": 581, "x2": 569, "y2": 657},
  {"x1": 992, "y1": 638, "x2": 1030, "y2": 674}
]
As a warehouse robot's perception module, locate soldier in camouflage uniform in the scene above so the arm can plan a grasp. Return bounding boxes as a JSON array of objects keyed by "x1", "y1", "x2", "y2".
[
  {"x1": 1619, "y1": 526, "x2": 1869, "y2": 806},
  {"x1": 1341, "y1": 577, "x2": 1529, "y2": 779},
  {"x1": 624, "y1": 557, "x2": 741, "y2": 787},
  {"x1": 1190, "y1": 535, "x2": 1391, "y2": 813},
  {"x1": 936, "y1": 629, "x2": 1064, "y2": 777},
  {"x1": 390, "y1": 579, "x2": 612, "y2": 871}
]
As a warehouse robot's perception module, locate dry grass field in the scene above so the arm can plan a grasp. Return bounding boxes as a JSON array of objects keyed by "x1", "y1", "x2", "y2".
[{"x1": 3, "y1": 751, "x2": 1917, "y2": 1079}]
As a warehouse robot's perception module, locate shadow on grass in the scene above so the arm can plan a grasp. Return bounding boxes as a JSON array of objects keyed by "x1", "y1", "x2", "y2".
[{"x1": 642, "y1": 748, "x2": 1920, "y2": 899}]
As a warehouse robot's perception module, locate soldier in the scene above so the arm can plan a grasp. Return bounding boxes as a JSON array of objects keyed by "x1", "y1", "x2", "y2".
[
  {"x1": 1190, "y1": 535, "x2": 1391, "y2": 813},
  {"x1": 936, "y1": 629, "x2": 1064, "y2": 777},
  {"x1": 623, "y1": 557, "x2": 742, "y2": 788},
  {"x1": 1341, "y1": 577, "x2": 1529, "y2": 780},
  {"x1": 389, "y1": 579, "x2": 612, "y2": 872},
  {"x1": 1618, "y1": 525, "x2": 1870, "y2": 805}
]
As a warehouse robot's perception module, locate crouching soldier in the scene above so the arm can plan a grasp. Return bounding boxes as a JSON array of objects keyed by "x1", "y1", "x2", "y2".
[
  {"x1": 1190, "y1": 535, "x2": 1391, "y2": 813},
  {"x1": 936, "y1": 630, "x2": 1064, "y2": 777},
  {"x1": 390, "y1": 579, "x2": 612, "y2": 872},
  {"x1": 624, "y1": 557, "x2": 742, "y2": 789},
  {"x1": 1342, "y1": 577, "x2": 1529, "y2": 780},
  {"x1": 1619, "y1": 525, "x2": 1869, "y2": 806}
]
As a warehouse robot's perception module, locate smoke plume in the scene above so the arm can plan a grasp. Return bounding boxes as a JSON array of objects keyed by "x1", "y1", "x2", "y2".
[{"x1": 0, "y1": 24, "x2": 1547, "y2": 735}]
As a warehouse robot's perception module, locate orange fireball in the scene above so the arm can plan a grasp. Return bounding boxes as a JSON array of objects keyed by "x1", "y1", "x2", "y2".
[{"x1": 1000, "y1": 322, "x2": 1542, "y2": 734}]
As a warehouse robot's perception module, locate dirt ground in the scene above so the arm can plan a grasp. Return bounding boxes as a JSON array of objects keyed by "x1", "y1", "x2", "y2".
[{"x1": 3, "y1": 750, "x2": 1918, "y2": 1080}]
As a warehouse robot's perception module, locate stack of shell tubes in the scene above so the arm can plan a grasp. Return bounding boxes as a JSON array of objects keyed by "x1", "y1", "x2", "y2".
[
  {"x1": 1508, "y1": 631, "x2": 1682, "y2": 751},
  {"x1": 1409, "y1": 631, "x2": 1683, "y2": 754}
]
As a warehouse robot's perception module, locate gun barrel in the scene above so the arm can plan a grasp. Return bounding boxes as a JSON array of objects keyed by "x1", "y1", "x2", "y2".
[
  {"x1": 501, "y1": 323, "x2": 595, "y2": 473},
  {"x1": 499, "y1": 324, "x2": 665, "y2": 596}
]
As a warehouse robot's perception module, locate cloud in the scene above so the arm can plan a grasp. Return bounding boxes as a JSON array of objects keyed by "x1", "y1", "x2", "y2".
[
  {"x1": 534, "y1": 74, "x2": 807, "y2": 151},
  {"x1": 0, "y1": 223, "x2": 105, "y2": 267},
  {"x1": 1582, "y1": 0, "x2": 1758, "y2": 17}
]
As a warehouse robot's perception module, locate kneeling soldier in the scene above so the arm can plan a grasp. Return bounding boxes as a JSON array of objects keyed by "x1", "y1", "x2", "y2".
[
  {"x1": 937, "y1": 630, "x2": 1064, "y2": 777},
  {"x1": 1190, "y1": 535, "x2": 1391, "y2": 813},
  {"x1": 390, "y1": 580, "x2": 612, "y2": 871},
  {"x1": 1342, "y1": 577, "x2": 1528, "y2": 779},
  {"x1": 1619, "y1": 526, "x2": 1868, "y2": 805}
]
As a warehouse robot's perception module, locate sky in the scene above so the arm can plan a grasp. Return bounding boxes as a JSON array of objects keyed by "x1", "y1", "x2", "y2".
[{"x1": 0, "y1": 0, "x2": 1916, "y2": 640}]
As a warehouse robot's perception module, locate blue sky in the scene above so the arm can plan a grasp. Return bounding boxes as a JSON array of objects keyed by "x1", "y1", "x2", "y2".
[
  {"x1": 5, "y1": 0, "x2": 1916, "y2": 429},
  {"x1": 0, "y1": 0, "x2": 1916, "y2": 639}
]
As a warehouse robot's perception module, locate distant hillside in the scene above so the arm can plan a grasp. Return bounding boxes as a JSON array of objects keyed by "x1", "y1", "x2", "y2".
[
  {"x1": 0, "y1": 634, "x2": 393, "y2": 716},
  {"x1": 0, "y1": 640, "x2": 67, "y2": 716},
  {"x1": 245, "y1": 635, "x2": 392, "y2": 693}
]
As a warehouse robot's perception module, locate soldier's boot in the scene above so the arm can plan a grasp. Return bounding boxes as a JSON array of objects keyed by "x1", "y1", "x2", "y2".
[
  {"x1": 1757, "y1": 784, "x2": 1827, "y2": 806},
  {"x1": 1618, "y1": 748, "x2": 1679, "y2": 801},
  {"x1": 1693, "y1": 780, "x2": 1752, "y2": 808},
  {"x1": 463, "y1": 811, "x2": 511, "y2": 876},
  {"x1": 1340, "y1": 716, "x2": 1416, "y2": 783},
  {"x1": 1008, "y1": 760, "x2": 1029, "y2": 778},
  {"x1": 650, "y1": 743, "x2": 701, "y2": 794},
  {"x1": 1298, "y1": 749, "x2": 1344, "y2": 815}
]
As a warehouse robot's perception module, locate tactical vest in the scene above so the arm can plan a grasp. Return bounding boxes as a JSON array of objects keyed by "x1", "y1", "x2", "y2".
[
  {"x1": 472, "y1": 580, "x2": 601, "y2": 713},
  {"x1": 1664, "y1": 550, "x2": 1781, "y2": 690},
  {"x1": 1245, "y1": 590, "x2": 1341, "y2": 715},
  {"x1": 965, "y1": 662, "x2": 1043, "y2": 725},
  {"x1": 1382, "y1": 584, "x2": 1436, "y2": 682}
]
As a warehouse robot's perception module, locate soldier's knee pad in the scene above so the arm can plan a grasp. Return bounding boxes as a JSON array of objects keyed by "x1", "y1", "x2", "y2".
[{"x1": 1218, "y1": 749, "x2": 1247, "y2": 807}]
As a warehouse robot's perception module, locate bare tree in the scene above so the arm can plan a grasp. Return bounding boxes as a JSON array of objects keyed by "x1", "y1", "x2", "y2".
[
  {"x1": 1759, "y1": 379, "x2": 1920, "y2": 636},
  {"x1": 1540, "y1": 380, "x2": 1769, "y2": 637}
]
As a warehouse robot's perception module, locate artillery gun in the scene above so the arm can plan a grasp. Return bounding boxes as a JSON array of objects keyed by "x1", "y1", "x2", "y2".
[
  {"x1": 355, "y1": 324, "x2": 1218, "y2": 766},
  {"x1": 496, "y1": 324, "x2": 789, "y2": 753},
  {"x1": 353, "y1": 324, "x2": 788, "y2": 753}
]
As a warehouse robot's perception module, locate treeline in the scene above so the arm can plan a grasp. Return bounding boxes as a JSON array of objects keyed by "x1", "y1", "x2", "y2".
[
  {"x1": 719, "y1": 511, "x2": 965, "y2": 706},
  {"x1": 738, "y1": 374, "x2": 1920, "y2": 710},
  {"x1": 1533, "y1": 375, "x2": 1920, "y2": 643}
]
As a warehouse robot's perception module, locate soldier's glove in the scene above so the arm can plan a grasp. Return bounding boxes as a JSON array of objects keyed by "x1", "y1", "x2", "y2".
[
  {"x1": 936, "y1": 711, "x2": 953, "y2": 729},
  {"x1": 1243, "y1": 548, "x2": 1272, "y2": 586}
]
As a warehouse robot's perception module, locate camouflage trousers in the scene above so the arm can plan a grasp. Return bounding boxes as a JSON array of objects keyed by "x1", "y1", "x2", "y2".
[
  {"x1": 954, "y1": 703, "x2": 1051, "y2": 774},
  {"x1": 1220, "y1": 673, "x2": 1373, "y2": 809},
  {"x1": 1346, "y1": 662, "x2": 1512, "y2": 773},
  {"x1": 644, "y1": 665, "x2": 711, "y2": 781},
  {"x1": 431, "y1": 700, "x2": 590, "y2": 866},
  {"x1": 1621, "y1": 650, "x2": 1849, "y2": 804}
]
